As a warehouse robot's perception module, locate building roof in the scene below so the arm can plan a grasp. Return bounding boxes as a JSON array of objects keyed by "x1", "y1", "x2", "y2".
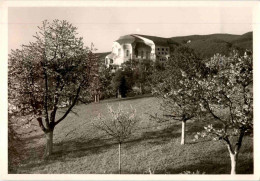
[
  {"x1": 115, "y1": 35, "x2": 135, "y2": 44},
  {"x1": 135, "y1": 34, "x2": 170, "y2": 46},
  {"x1": 115, "y1": 34, "x2": 149, "y2": 45},
  {"x1": 114, "y1": 34, "x2": 181, "y2": 51}
]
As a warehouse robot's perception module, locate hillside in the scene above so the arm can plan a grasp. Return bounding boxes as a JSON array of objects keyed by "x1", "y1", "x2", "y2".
[
  {"x1": 10, "y1": 96, "x2": 253, "y2": 174},
  {"x1": 170, "y1": 32, "x2": 253, "y2": 58}
]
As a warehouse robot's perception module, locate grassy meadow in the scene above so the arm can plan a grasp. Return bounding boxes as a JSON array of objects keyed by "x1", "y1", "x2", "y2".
[{"x1": 10, "y1": 95, "x2": 253, "y2": 174}]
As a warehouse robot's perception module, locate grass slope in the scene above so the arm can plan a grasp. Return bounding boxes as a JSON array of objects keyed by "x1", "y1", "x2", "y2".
[{"x1": 11, "y1": 96, "x2": 253, "y2": 174}]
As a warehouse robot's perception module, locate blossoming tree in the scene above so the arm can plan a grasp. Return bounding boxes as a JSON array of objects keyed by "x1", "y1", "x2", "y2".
[
  {"x1": 195, "y1": 51, "x2": 253, "y2": 174},
  {"x1": 8, "y1": 20, "x2": 95, "y2": 157}
]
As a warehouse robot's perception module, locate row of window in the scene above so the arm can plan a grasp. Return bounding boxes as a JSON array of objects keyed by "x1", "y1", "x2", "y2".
[
  {"x1": 116, "y1": 49, "x2": 130, "y2": 57},
  {"x1": 157, "y1": 47, "x2": 168, "y2": 51},
  {"x1": 106, "y1": 56, "x2": 166, "y2": 66},
  {"x1": 158, "y1": 52, "x2": 168, "y2": 55},
  {"x1": 122, "y1": 48, "x2": 169, "y2": 57},
  {"x1": 159, "y1": 58, "x2": 166, "y2": 61},
  {"x1": 138, "y1": 51, "x2": 150, "y2": 59},
  {"x1": 105, "y1": 58, "x2": 113, "y2": 64}
]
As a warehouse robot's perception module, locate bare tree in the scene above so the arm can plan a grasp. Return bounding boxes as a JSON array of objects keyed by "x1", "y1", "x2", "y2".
[{"x1": 94, "y1": 104, "x2": 139, "y2": 174}]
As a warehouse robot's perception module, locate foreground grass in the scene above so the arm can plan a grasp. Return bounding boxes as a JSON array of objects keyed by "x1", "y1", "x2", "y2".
[{"x1": 10, "y1": 95, "x2": 253, "y2": 174}]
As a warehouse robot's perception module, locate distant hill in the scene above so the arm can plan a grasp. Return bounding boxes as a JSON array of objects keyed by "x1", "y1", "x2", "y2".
[
  {"x1": 139, "y1": 32, "x2": 253, "y2": 58},
  {"x1": 170, "y1": 32, "x2": 253, "y2": 58}
]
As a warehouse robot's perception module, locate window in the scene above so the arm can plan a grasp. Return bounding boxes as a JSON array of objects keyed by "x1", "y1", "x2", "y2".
[
  {"x1": 141, "y1": 51, "x2": 144, "y2": 59},
  {"x1": 162, "y1": 48, "x2": 164, "y2": 51},
  {"x1": 166, "y1": 48, "x2": 168, "y2": 51},
  {"x1": 157, "y1": 48, "x2": 160, "y2": 51},
  {"x1": 126, "y1": 50, "x2": 129, "y2": 57},
  {"x1": 146, "y1": 52, "x2": 149, "y2": 59},
  {"x1": 110, "y1": 59, "x2": 113, "y2": 64},
  {"x1": 162, "y1": 52, "x2": 164, "y2": 55},
  {"x1": 158, "y1": 52, "x2": 160, "y2": 54}
]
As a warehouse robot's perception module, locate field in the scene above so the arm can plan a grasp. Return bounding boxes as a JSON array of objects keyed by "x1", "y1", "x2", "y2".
[{"x1": 10, "y1": 95, "x2": 253, "y2": 174}]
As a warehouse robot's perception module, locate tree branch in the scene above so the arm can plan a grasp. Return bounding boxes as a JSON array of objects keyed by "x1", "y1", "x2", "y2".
[
  {"x1": 202, "y1": 98, "x2": 225, "y2": 124},
  {"x1": 43, "y1": 61, "x2": 50, "y2": 129},
  {"x1": 234, "y1": 127, "x2": 246, "y2": 154},
  {"x1": 50, "y1": 76, "x2": 64, "y2": 126},
  {"x1": 223, "y1": 136, "x2": 234, "y2": 154},
  {"x1": 54, "y1": 83, "x2": 82, "y2": 126},
  {"x1": 37, "y1": 117, "x2": 47, "y2": 133}
]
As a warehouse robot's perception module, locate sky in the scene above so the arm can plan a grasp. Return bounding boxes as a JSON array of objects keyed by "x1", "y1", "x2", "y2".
[{"x1": 8, "y1": 7, "x2": 253, "y2": 53}]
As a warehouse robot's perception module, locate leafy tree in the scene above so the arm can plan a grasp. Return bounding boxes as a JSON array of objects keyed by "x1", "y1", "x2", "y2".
[
  {"x1": 119, "y1": 75, "x2": 127, "y2": 97},
  {"x1": 119, "y1": 59, "x2": 154, "y2": 95},
  {"x1": 94, "y1": 104, "x2": 139, "y2": 174},
  {"x1": 132, "y1": 59, "x2": 154, "y2": 94},
  {"x1": 8, "y1": 20, "x2": 94, "y2": 157},
  {"x1": 111, "y1": 70, "x2": 124, "y2": 98},
  {"x1": 87, "y1": 44, "x2": 102, "y2": 103},
  {"x1": 194, "y1": 51, "x2": 253, "y2": 174},
  {"x1": 99, "y1": 65, "x2": 114, "y2": 99},
  {"x1": 111, "y1": 68, "x2": 134, "y2": 98},
  {"x1": 152, "y1": 46, "x2": 205, "y2": 145}
]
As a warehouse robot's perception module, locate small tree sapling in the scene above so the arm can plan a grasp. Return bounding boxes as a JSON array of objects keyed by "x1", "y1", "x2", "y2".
[{"x1": 94, "y1": 104, "x2": 139, "y2": 174}]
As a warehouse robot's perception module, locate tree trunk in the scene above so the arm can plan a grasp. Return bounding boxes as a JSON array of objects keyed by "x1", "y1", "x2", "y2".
[
  {"x1": 94, "y1": 94, "x2": 97, "y2": 103},
  {"x1": 229, "y1": 152, "x2": 238, "y2": 175},
  {"x1": 118, "y1": 142, "x2": 121, "y2": 174},
  {"x1": 181, "y1": 120, "x2": 186, "y2": 145},
  {"x1": 225, "y1": 127, "x2": 245, "y2": 175},
  {"x1": 44, "y1": 130, "x2": 54, "y2": 158}
]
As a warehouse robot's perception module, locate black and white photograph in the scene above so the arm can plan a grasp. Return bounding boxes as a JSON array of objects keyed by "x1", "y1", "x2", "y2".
[{"x1": 0, "y1": 0, "x2": 259, "y2": 180}]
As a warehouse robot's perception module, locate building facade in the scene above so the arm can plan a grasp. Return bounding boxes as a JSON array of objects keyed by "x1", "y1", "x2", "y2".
[{"x1": 105, "y1": 34, "x2": 171, "y2": 67}]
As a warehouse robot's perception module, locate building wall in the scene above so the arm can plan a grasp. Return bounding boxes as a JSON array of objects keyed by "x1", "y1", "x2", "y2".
[
  {"x1": 106, "y1": 35, "x2": 164, "y2": 67},
  {"x1": 111, "y1": 42, "x2": 124, "y2": 65},
  {"x1": 122, "y1": 44, "x2": 133, "y2": 62},
  {"x1": 132, "y1": 35, "x2": 156, "y2": 61},
  {"x1": 155, "y1": 45, "x2": 170, "y2": 62},
  {"x1": 134, "y1": 43, "x2": 152, "y2": 59},
  {"x1": 155, "y1": 46, "x2": 170, "y2": 56}
]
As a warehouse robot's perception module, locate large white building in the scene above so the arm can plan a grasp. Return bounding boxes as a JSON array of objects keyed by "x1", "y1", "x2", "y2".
[{"x1": 105, "y1": 34, "x2": 171, "y2": 67}]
